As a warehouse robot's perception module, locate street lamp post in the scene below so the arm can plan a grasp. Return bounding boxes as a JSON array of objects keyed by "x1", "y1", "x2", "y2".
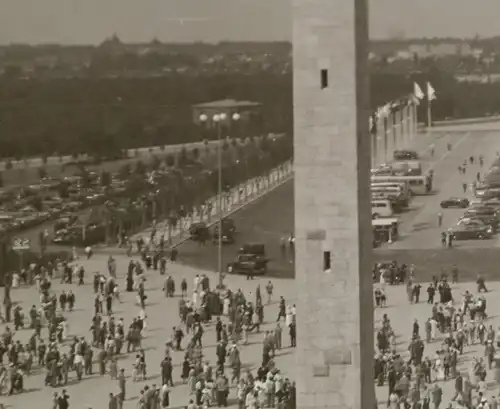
[{"x1": 199, "y1": 112, "x2": 240, "y2": 289}]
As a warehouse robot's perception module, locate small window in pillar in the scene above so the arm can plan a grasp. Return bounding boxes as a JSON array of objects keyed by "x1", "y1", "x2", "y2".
[
  {"x1": 320, "y1": 69, "x2": 328, "y2": 89},
  {"x1": 323, "y1": 251, "x2": 331, "y2": 271}
]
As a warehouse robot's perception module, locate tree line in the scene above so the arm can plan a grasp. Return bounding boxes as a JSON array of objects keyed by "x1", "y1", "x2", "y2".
[{"x1": 0, "y1": 67, "x2": 498, "y2": 160}]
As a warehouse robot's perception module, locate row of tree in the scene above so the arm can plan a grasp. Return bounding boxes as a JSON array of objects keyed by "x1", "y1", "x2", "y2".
[
  {"x1": 2, "y1": 65, "x2": 500, "y2": 160},
  {"x1": 96, "y1": 134, "x2": 293, "y2": 245}
]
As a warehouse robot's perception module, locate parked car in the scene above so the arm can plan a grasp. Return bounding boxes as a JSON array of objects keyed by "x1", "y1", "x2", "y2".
[
  {"x1": 440, "y1": 197, "x2": 469, "y2": 209},
  {"x1": 393, "y1": 150, "x2": 419, "y2": 160},
  {"x1": 464, "y1": 208, "x2": 499, "y2": 225},
  {"x1": 448, "y1": 224, "x2": 493, "y2": 240}
]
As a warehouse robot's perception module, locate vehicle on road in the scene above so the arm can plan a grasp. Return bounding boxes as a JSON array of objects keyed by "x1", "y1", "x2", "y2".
[
  {"x1": 212, "y1": 219, "x2": 236, "y2": 244},
  {"x1": 371, "y1": 175, "x2": 432, "y2": 195},
  {"x1": 228, "y1": 254, "x2": 268, "y2": 276},
  {"x1": 447, "y1": 224, "x2": 493, "y2": 240},
  {"x1": 239, "y1": 242, "x2": 266, "y2": 259},
  {"x1": 231, "y1": 242, "x2": 269, "y2": 275},
  {"x1": 189, "y1": 222, "x2": 211, "y2": 243},
  {"x1": 393, "y1": 150, "x2": 419, "y2": 160},
  {"x1": 440, "y1": 197, "x2": 469, "y2": 209},
  {"x1": 213, "y1": 218, "x2": 236, "y2": 235}
]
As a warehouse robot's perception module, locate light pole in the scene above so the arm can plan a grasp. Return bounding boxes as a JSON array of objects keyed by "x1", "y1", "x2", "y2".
[{"x1": 199, "y1": 112, "x2": 240, "y2": 289}]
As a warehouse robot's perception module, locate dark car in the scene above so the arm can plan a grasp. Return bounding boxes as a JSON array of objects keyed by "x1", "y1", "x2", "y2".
[
  {"x1": 464, "y1": 208, "x2": 499, "y2": 225},
  {"x1": 228, "y1": 254, "x2": 268, "y2": 276},
  {"x1": 214, "y1": 218, "x2": 236, "y2": 234},
  {"x1": 458, "y1": 217, "x2": 496, "y2": 233},
  {"x1": 212, "y1": 228, "x2": 235, "y2": 244},
  {"x1": 189, "y1": 222, "x2": 210, "y2": 242},
  {"x1": 393, "y1": 150, "x2": 419, "y2": 160},
  {"x1": 440, "y1": 197, "x2": 469, "y2": 209},
  {"x1": 239, "y1": 242, "x2": 266, "y2": 258},
  {"x1": 475, "y1": 188, "x2": 500, "y2": 200},
  {"x1": 213, "y1": 218, "x2": 236, "y2": 244},
  {"x1": 448, "y1": 224, "x2": 493, "y2": 240}
]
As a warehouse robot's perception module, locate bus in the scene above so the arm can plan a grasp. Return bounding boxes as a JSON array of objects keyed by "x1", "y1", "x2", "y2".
[
  {"x1": 371, "y1": 186, "x2": 410, "y2": 208},
  {"x1": 371, "y1": 181, "x2": 410, "y2": 198},
  {"x1": 371, "y1": 175, "x2": 432, "y2": 195},
  {"x1": 371, "y1": 199, "x2": 394, "y2": 219},
  {"x1": 390, "y1": 160, "x2": 423, "y2": 176}
]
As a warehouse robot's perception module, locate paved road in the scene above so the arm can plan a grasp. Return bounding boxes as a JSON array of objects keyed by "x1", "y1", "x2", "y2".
[
  {"x1": 389, "y1": 127, "x2": 500, "y2": 250},
  {"x1": 4, "y1": 251, "x2": 500, "y2": 409}
]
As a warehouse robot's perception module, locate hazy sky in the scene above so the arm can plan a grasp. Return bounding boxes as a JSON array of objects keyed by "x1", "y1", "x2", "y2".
[{"x1": 0, "y1": 0, "x2": 499, "y2": 44}]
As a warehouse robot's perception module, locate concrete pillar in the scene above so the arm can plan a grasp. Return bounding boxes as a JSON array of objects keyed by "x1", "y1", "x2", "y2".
[{"x1": 292, "y1": 0, "x2": 375, "y2": 408}]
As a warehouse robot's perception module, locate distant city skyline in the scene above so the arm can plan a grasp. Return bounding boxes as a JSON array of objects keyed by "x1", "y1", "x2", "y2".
[{"x1": 0, "y1": 0, "x2": 499, "y2": 45}]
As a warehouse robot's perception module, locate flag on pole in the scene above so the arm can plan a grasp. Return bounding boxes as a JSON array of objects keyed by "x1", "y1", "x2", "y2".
[
  {"x1": 414, "y1": 82, "x2": 425, "y2": 102},
  {"x1": 427, "y1": 82, "x2": 436, "y2": 101}
]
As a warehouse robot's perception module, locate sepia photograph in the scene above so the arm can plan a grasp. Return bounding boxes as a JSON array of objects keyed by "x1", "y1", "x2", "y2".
[{"x1": 0, "y1": 0, "x2": 500, "y2": 408}]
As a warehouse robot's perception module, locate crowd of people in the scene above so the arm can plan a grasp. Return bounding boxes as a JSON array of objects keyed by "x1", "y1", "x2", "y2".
[
  {"x1": 2, "y1": 225, "x2": 500, "y2": 409},
  {"x1": 0, "y1": 236, "x2": 298, "y2": 409},
  {"x1": 374, "y1": 264, "x2": 500, "y2": 409}
]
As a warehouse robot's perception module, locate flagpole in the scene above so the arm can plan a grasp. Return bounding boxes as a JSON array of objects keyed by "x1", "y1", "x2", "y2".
[
  {"x1": 383, "y1": 115, "x2": 389, "y2": 163},
  {"x1": 412, "y1": 100, "x2": 418, "y2": 139},
  {"x1": 403, "y1": 105, "x2": 409, "y2": 149},
  {"x1": 427, "y1": 99, "x2": 432, "y2": 128},
  {"x1": 391, "y1": 109, "x2": 397, "y2": 154},
  {"x1": 374, "y1": 113, "x2": 379, "y2": 168},
  {"x1": 395, "y1": 108, "x2": 401, "y2": 151},
  {"x1": 377, "y1": 114, "x2": 383, "y2": 166},
  {"x1": 371, "y1": 128, "x2": 376, "y2": 169}
]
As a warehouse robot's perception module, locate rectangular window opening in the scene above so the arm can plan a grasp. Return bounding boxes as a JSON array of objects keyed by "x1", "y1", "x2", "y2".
[
  {"x1": 323, "y1": 251, "x2": 331, "y2": 271},
  {"x1": 320, "y1": 69, "x2": 328, "y2": 89}
]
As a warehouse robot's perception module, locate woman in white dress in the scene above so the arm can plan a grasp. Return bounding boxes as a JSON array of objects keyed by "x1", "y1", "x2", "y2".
[
  {"x1": 430, "y1": 318, "x2": 438, "y2": 341},
  {"x1": 434, "y1": 355, "x2": 445, "y2": 381},
  {"x1": 61, "y1": 319, "x2": 69, "y2": 340},
  {"x1": 139, "y1": 308, "x2": 147, "y2": 334},
  {"x1": 285, "y1": 306, "x2": 293, "y2": 328},
  {"x1": 223, "y1": 297, "x2": 230, "y2": 316},
  {"x1": 388, "y1": 392, "x2": 398, "y2": 409},
  {"x1": 379, "y1": 271, "x2": 386, "y2": 292},
  {"x1": 12, "y1": 272, "x2": 20, "y2": 288}
]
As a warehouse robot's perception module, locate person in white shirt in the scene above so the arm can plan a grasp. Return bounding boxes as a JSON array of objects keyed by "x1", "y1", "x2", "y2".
[{"x1": 85, "y1": 246, "x2": 93, "y2": 259}]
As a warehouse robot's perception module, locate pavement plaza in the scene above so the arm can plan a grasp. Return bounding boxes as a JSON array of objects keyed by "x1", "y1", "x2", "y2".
[{"x1": 3, "y1": 248, "x2": 500, "y2": 408}]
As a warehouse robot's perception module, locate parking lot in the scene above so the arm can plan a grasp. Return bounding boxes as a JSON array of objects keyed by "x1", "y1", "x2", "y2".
[
  {"x1": 0, "y1": 136, "x2": 276, "y2": 253},
  {"x1": 388, "y1": 124, "x2": 500, "y2": 250}
]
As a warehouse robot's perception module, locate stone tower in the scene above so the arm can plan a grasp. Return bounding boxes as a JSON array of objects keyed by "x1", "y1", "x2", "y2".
[{"x1": 292, "y1": 0, "x2": 375, "y2": 408}]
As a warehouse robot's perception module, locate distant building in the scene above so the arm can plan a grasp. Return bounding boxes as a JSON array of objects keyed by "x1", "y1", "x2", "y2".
[
  {"x1": 408, "y1": 42, "x2": 474, "y2": 58},
  {"x1": 192, "y1": 99, "x2": 262, "y2": 128}
]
